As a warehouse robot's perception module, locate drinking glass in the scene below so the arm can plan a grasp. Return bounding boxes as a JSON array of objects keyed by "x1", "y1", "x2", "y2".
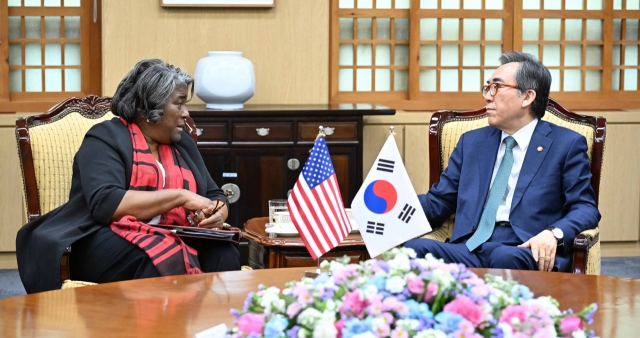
[{"x1": 268, "y1": 199, "x2": 288, "y2": 227}]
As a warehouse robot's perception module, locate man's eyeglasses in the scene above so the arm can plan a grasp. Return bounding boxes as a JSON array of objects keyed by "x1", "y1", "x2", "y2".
[{"x1": 482, "y1": 83, "x2": 519, "y2": 97}]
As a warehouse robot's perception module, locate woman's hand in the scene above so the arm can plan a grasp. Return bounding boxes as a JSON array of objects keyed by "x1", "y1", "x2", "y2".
[
  {"x1": 180, "y1": 190, "x2": 217, "y2": 212},
  {"x1": 196, "y1": 203, "x2": 229, "y2": 229}
]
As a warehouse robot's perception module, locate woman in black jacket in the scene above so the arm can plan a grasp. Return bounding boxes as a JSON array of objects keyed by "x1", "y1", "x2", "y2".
[{"x1": 17, "y1": 59, "x2": 240, "y2": 293}]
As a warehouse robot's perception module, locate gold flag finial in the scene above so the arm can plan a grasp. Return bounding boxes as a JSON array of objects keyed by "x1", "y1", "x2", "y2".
[{"x1": 390, "y1": 125, "x2": 396, "y2": 136}]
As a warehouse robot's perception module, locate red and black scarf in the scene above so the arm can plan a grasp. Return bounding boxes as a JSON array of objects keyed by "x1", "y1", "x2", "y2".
[{"x1": 110, "y1": 117, "x2": 203, "y2": 275}]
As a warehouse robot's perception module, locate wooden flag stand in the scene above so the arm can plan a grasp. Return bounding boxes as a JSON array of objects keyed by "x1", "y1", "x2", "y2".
[{"x1": 304, "y1": 257, "x2": 331, "y2": 278}]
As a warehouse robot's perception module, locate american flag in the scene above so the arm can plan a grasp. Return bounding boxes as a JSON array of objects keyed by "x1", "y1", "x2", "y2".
[{"x1": 287, "y1": 135, "x2": 352, "y2": 260}]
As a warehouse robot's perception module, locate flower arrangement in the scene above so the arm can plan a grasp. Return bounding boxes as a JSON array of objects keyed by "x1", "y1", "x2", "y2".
[{"x1": 228, "y1": 248, "x2": 597, "y2": 338}]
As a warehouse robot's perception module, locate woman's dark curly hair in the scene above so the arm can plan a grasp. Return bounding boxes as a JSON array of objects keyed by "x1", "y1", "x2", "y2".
[{"x1": 111, "y1": 59, "x2": 194, "y2": 123}]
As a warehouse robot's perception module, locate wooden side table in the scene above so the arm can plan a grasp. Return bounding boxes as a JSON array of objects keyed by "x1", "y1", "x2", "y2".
[{"x1": 243, "y1": 217, "x2": 370, "y2": 269}]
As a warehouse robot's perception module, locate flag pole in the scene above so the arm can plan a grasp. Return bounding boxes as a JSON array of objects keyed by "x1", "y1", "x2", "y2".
[
  {"x1": 304, "y1": 125, "x2": 325, "y2": 277},
  {"x1": 316, "y1": 125, "x2": 324, "y2": 274}
]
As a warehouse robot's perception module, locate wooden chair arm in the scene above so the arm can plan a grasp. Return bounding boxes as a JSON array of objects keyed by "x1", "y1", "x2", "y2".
[{"x1": 572, "y1": 228, "x2": 600, "y2": 274}]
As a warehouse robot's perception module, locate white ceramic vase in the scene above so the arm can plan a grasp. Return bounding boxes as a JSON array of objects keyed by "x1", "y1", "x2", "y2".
[{"x1": 194, "y1": 51, "x2": 255, "y2": 110}]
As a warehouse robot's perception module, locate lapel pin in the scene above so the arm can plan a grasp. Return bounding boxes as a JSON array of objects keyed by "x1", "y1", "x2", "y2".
[{"x1": 537, "y1": 146, "x2": 544, "y2": 152}]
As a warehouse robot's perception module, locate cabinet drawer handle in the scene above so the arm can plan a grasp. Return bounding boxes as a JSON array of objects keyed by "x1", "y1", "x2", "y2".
[
  {"x1": 287, "y1": 158, "x2": 300, "y2": 170},
  {"x1": 221, "y1": 183, "x2": 241, "y2": 204},
  {"x1": 324, "y1": 127, "x2": 335, "y2": 136},
  {"x1": 256, "y1": 128, "x2": 270, "y2": 136},
  {"x1": 195, "y1": 128, "x2": 203, "y2": 136}
]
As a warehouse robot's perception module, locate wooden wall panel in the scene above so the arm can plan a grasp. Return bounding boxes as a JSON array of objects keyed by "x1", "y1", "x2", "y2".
[
  {"x1": 362, "y1": 125, "x2": 404, "y2": 185},
  {"x1": 0, "y1": 120, "x2": 29, "y2": 252},
  {"x1": 404, "y1": 125, "x2": 431, "y2": 194},
  {"x1": 102, "y1": 0, "x2": 329, "y2": 105},
  {"x1": 597, "y1": 122, "x2": 640, "y2": 242}
]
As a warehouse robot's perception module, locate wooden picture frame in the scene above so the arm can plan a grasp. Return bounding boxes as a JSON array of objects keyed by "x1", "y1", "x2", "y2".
[{"x1": 160, "y1": 0, "x2": 275, "y2": 7}]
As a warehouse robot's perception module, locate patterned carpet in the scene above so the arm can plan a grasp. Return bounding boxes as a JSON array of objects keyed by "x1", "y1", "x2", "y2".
[{"x1": 1, "y1": 256, "x2": 640, "y2": 299}]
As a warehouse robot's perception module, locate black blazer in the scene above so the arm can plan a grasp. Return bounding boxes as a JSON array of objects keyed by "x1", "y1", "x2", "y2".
[{"x1": 16, "y1": 118, "x2": 225, "y2": 293}]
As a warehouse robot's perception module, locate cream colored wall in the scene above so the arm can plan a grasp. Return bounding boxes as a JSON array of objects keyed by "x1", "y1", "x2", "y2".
[
  {"x1": 0, "y1": 114, "x2": 31, "y2": 257},
  {"x1": 102, "y1": 0, "x2": 329, "y2": 104}
]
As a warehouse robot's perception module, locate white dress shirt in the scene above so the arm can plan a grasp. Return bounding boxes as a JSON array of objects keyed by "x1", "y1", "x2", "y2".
[{"x1": 489, "y1": 118, "x2": 539, "y2": 222}]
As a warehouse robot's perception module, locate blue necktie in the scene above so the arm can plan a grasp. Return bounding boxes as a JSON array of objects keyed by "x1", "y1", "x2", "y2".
[{"x1": 466, "y1": 136, "x2": 517, "y2": 251}]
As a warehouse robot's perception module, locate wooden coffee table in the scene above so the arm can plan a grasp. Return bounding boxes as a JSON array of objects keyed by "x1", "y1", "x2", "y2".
[
  {"x1": 0, "y1": 268, "x2": 637, "y2": 337},
  {"x1": 242, "y1": 217, "x2": 370, "y2": 269}
]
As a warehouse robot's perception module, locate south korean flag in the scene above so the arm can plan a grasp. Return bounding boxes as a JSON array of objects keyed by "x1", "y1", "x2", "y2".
[{"x1": 352, "y1": 132, "x2": 432, "y2": 258}]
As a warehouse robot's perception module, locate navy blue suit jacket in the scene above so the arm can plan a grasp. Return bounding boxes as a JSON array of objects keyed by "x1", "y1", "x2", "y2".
[{"x1": 418, "y1": 120, "x2": 601, "y2": 271}]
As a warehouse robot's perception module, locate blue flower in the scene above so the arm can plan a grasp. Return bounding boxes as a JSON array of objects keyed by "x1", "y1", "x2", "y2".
[
  {"x1": 230, "y1": 308, "x2": 241, "y2": 319},
  {"x1": 313, "y1": 273, "x2": 330, "y2": 285},
  {"x1": 434, "y1": 311, "x2": 465, "y2": 333},
  {"x1": 511, "y1": 284, "x2": 533, "y2": 300},
  {"x1": 377, "y1": 260, "x2": 390, "y2": 272},
  {"x1": 410, "y1": 260, "x2": 425, "y2": 272},
  {"x1": 367, "y1": 276, "x2": 387, "y2": 291},
  {"x1": 287, "y1": 325, "x2": 300, "y2": 338},
  {"x1": 343, "y1": 317, "x2": 374, "y2": 338},
  {"x1": 585, "y1": 303, "x2": 598, "y2": 325},
  {"x1": 491, "y1": 326, "x2": 504, "y2": 338},
  {"x1": 243, "y1": 292, "x2": 254, "y2": 311},
  {"x1": 404, "y1": 299, "x2": 432, "y2": 320},
  {"x1": 264, "y1": 314, "x2": 289, "y2": 338}
]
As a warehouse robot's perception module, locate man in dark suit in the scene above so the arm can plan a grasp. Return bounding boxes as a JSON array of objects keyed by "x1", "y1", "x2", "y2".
[{"x1": 404, "y1": 51, "x2": 600, "y2": 272}]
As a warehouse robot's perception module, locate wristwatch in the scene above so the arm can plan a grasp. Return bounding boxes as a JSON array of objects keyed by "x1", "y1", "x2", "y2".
[{"x1": 546, "y1": 226, "x2": 564, "y2": 247}]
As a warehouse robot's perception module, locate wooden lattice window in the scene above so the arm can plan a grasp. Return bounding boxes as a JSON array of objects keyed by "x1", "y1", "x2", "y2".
[
  {"x1": 330, "y1": 0, "x2": 640, "y2": 110},
  {"x1": 0, "y1": 0, "x2": 101, "y2": 112}
]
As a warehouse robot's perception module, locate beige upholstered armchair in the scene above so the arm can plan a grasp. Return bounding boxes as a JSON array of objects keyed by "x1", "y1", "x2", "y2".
[
  {"x1": 420, "y1": 98, "x2": 605, "y2": 275},
  {"x1": 15, "y1": 95, "x2": 199, "y2": 288}
]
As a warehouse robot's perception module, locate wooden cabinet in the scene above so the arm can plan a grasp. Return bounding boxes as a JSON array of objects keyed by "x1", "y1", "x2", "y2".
[
  {"x1": 188, "y1": 104, "x2": 393, "y2": 264},
  {"x1": 243, "y1": 217, "x2": 370, "y2": 269}
]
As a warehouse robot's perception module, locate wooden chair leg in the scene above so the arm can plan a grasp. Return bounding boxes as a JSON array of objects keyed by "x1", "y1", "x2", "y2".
[{"x1": 60, "y1": 246, "x2": 71, "y2": 283}]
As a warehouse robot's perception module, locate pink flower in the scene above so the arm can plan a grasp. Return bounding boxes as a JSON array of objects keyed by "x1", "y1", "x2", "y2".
[
  {"x1": 366, "y1": 300, "x2": 383, "y2": 316},
  {"x1": 443, "y1": 296, "x2": 485, "y2": 326},
  {"x1": 335, "y1": 320, "x2": 345, "y2": 338},
  {"x1": 407, "y1": 276, "x2": 425, "y2": 294},
  {"x1": 341, "y1": 290, "x2": 369, "y2": 318},
  {"x1": 499, "y1": 305, "x2": 529, "y2": 328},
  {"x1": 375, "y1": 323, "x2": 391, "y2": 337},
  {"x1": 286, "y1": 302, "x2": 301, "y2": 318},
  {"x1": 391, "y1": 328, "x2": 409, "y2": 338},
  {"x1": 424, "y1": 281, "x2": 439, "y2": 303},
  {"x1": 382, "y1": 297, "x2": 400, "y2": 312},
  {"x1": 381, "y1": 312, "x2": 394, "y2": 324},
  {"x1": 559, "y1": 316, "x2": 584, "y2": 334},
  {"x1": 237, "y1": 313, "x2": 265, "y2": 334}
]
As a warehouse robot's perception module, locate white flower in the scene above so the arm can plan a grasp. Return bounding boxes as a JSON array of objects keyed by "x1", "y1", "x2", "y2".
[
  {"x1": 297, "y1": 307, "x2": 323, "y2": 327},
  {"x1": 399, "y1": 247, "x2": 417, "y2": 258},
  {"x1": 432, "y1": 269, "x2": 455, "y2": 286},
  {"x1": 385, "y1": 275, "x2": 406, "y2": 294},
  {"x1": 497, "y1": 323, "x2": 514, "y2": 338},
  {"x1": 395, "y1": 319, "x2": 419, "y2": 331},
  {"x1": 272, "y1": 298, "x2": 286, "y2": 313},
  {"x1": 572, "y1": 331, "x2": 587, "y2": 338},
  {"x1": 525, "y1": 296, "x2": 562, "y2": 317},
  {"x1": 352, "y1": 332, "x2": 376, "y2": 338},
  {"x1": 370, "y1": 317, "x2": 386, "y2": 328},
  {"x1": 414, "y1": 329, "x2": 447, "y2": 338},
  {"x1": 362, "y1": 284, "x2": 379, "y2": 301},
  {"x1": 259, "y1": 287, "x2": 281, "y2": 315},
  {"x1": 328, "y1": 260, "x2": 345, "y2": 271},
  {"x1": 313, "y1": 313, "x2": 338, "y2": 338},
  {"x1": 388, "y1": 252, "x2": 411, "y2": 272},
  {"x1": 325, "y1": 299, "x2": 337, "y2": 312}
]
